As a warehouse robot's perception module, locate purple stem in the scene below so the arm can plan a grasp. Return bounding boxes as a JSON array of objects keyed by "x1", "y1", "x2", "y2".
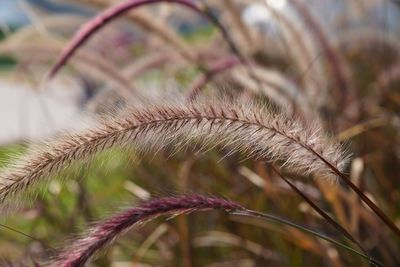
[
  {"x1": 47, "y1": 0, "x2": 204, "y2": 79},
  {"x1": 52, "y1": 195, "x2": 243, "y2": 267},
  {"x1": 187, "y1": 56, "x2": 240, "y2": 101},
  {"x1": 290, "y1": 0, "x2": 351, "y2": 107}
]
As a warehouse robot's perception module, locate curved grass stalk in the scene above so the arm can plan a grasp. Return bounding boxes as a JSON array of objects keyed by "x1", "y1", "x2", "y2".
[
  {"x1": 187, "y1": 56, "x2": 240, "y2": 101},
  {"x1": 289, "y1": 0, "x2": 353, "y2": 108},
  {"x1": 262, "y1": 0, "x2": 325, "y2": 100},
  {"x1": 123, "y1": 52, "x2": 176, "y2": 81},
  {"x1": 46, "y1": 0, "x2": 238, "y2": 79},
  {"x1": 271, "y1": 166, "x2": 365, "y2": 255},
  {"x1": 0, "y1": 42, "x2": 136, "y2": 98},
  {"x1": 80, "y1": 0, "x2": 197, "y2": 61},
  {"x1": 1, "y1": 14, "x2": 87, "y2": 44},
  {"x1": 51, "y1": 194, "x2": 381, "y2": 267},
  {"x1": 220, "y1": 0, "x2": 255, "y2": 53},
  {"x1": 0, "y1": 100, "x2": 347, "y2": 205},
  {"x1": 232, "y1": 209, "x2": 384, "y2": 267},
  {"x1": 230, "y1": 66, "x2": 313, "y2": 119},
  {"x1": 50, "y1": 195, "x2": 243, "y2": 267}
]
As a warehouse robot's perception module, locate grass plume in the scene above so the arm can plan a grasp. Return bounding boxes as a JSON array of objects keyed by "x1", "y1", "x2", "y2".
[
  {"x1": 0, "y1": 99, "x2": 347, "y2": 206},
  {"x1": 50, "y1": 194, "x2": 243, "y2": 267}
]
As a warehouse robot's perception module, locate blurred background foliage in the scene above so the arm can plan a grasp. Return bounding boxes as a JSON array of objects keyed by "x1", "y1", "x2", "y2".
[{"x1": 0, "y1": 0, "x2": 400, "y2": 266}]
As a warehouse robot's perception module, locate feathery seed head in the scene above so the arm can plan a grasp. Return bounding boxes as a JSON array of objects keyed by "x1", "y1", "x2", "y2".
[
  {"x1": 0, "y1": 99, "x2": 348, "y2": 208},
  {"x1": 51, "y1": 194, "x2": 243, "y2": 267}
]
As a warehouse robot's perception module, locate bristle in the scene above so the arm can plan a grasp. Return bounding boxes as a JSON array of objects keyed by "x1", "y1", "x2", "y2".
[
  {"x1": 0, "y1": 99, "x2": 348, "y2": 208},
  {"x1": 50, "y1": 194, "x2": 243, "y2": 267}
]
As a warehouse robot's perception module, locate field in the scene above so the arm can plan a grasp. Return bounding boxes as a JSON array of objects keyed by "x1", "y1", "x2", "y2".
[{"x1": 0, "y1": 0, "x2": 399, "y2": 266}]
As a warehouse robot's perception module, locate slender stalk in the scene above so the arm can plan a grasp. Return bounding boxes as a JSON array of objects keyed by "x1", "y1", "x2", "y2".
[
  {"x1": 47, "y1": 0, "x2": 205, "y2": 78},
  {"x1": 187, "y1": 56, "x2": 240, "y2": 101},
  {"x1": 311, "y1": 152, "x2": 400, "y2": 238},
  {"x1": 232, "y1": 209, "x2": 384, "y2": 267},
  {"x1": 51, "y1": 195, "x2": 243, "y2": 267},
  {"x1": 271, "y1": 166, "x2": 365, "y2": 253},
  {"x1": 289, "y1": 0, "x2": 352, "y2": 107}
]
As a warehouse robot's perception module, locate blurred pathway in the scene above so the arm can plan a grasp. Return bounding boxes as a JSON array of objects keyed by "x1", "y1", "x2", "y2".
[{"x1": 0, "y1": 80, "x2": 84, "y2": 146}]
